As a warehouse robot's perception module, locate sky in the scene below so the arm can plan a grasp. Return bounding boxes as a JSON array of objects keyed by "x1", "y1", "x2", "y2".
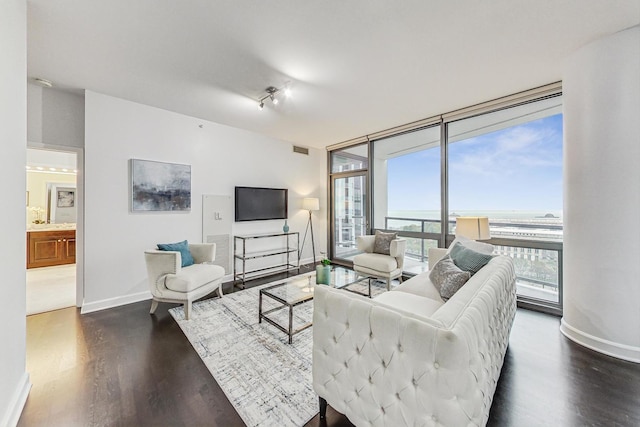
[{"x1": 387, "y1": 114, "x2": 563, "y2": 212}]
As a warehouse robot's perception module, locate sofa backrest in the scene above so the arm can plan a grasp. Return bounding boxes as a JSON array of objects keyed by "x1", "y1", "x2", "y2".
[{"x1": 430, "y1": 255, "x2": 516, "y2": 424}]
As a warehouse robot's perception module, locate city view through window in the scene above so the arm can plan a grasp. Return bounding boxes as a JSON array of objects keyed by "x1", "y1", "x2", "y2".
[
  {"x1": 330, "y1": 95, "x2": 564, "y2": 307},
  {"x1": 385, "y1": 109, "x2": 563, "y2": 304}
]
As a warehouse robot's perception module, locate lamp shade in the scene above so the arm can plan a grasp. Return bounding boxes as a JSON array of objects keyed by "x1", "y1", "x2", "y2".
[
  {"x1": 302, "y1": 197, "x2": 320, "y2": 211},
  {"x1": 455, "y1": 216, "x2": 490, "y2": 240}
]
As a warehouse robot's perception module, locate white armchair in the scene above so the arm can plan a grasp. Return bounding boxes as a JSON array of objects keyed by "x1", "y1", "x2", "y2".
[
  {"x1": 144, "y1": 243, "x2": 225, "y2": 320},
  {"x1": 352, "y1": 234, "x2": 406, "y2": 291}
]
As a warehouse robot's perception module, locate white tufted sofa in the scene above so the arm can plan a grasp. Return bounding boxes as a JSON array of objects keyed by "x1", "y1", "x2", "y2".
[{"x1": 312, "y1": 250, "x2": 516, "y2": 426}]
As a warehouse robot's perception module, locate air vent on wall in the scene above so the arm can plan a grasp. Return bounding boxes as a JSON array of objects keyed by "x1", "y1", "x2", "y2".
[{"x1": 293, "y1": 145, "x2": 309, "y2": 155}]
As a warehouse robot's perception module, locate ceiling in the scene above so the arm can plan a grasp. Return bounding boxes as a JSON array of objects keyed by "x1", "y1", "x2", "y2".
[{"x1": 27, "y1": 1, "x2": 640, "y2": 149}]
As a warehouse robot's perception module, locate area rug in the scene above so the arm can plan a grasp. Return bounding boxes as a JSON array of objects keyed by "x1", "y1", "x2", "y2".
[{"x1": 169, "y1": 272, "x2": 389, "y2": 427}]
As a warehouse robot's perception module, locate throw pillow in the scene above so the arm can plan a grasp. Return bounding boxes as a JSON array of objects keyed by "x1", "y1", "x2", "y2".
[
  {"x1": 429, "y1": 254, "x2": 471, "y2": 301},
  {"x1": 449, "y1": 242, "x2": 493, "y2": 275},
  {"x1": 447, "y1": 235, "x2": 494, "y2": 255},
  {"x1": 373, "y1": 230, "x2": 397, "y2": 255},
  {"x1": 157, "y1": 240, "x2": 195, "y2": 268}
]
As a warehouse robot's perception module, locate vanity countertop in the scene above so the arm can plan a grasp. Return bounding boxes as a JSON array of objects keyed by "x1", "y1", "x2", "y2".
[{"x1": 27, "y1": 224, "x2": 76, "y2": 232}]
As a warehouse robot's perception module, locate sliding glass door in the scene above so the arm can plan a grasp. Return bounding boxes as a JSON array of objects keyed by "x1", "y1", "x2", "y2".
[
  {"x1": 331, "y1": 174, "x2": 367, "y2": 262},
  {"x1": 329, "y1": 144, "x2": 368, "y2": 263}
]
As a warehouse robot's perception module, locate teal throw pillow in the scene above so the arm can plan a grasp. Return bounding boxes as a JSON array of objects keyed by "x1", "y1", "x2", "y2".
[
  {"x1": 449, "y1": 242, "x2": 493, "y2": 275},
  {"x1": 157, "y1": 240, "x2": 194, "y2": 267}
]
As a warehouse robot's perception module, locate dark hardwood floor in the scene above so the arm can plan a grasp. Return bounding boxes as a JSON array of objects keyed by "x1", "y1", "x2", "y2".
[{"x1": 19, "y1": 267, "x2": 640, "y2": 426}]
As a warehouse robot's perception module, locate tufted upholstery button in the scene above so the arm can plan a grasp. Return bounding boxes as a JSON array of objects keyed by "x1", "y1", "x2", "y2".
[
  {"x1": 412, "y1": 378, "x2": 418, "y2": 386},
  {"x1": 356, "y1": 347, "x2": 361, "y2": 355},
  {"x1": 333, "y1": 336, "x2": 338, "y2": 343},
  {"x1": 433, "y1": 362, "x2": 440, "y2": 369},
  {"x1": 368, "y1": 375, "x2": 373, "y2": 384},
  {"x1": 323, "y1": 349, "x2": 328, "y2": 356},
  {"x1": 395, "y1": 392, "x2": 401, "y2": 400},
  {"x1": 345, "y1": 321, "x2": 349, "y2": 328},
  {"x1": 381, "y1": 407, "x2": 385, "y2": 414},
  {"x1": 381, "y1": 360, "x2": 387, "y2": 368},
  {"x1": 397, "y1": 344, "x2": 403, "y2": 352},
  {"x1": 344, "y1": 361, "x2": 348, "y2": 368}
]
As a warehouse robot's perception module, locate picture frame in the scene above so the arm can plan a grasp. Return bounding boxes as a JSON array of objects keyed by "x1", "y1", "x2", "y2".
[
  {"x1": 57, "y1": 190, "x2": 75, "y2": 208},
  {"x1": 130, "y1": 159, "x2": 191, "y2": 212}
]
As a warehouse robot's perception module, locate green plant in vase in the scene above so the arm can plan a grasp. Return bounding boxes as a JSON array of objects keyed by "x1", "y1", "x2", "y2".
[{"x1": 316, "y1": 253, "x2": 331, "y2": 285}]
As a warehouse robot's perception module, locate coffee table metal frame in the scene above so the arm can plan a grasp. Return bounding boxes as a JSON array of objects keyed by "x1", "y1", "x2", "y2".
[
  {"x1": 258, "y1": 267, "x2": 375, "y2": 344},
  {"x1": 259, "y1": 276, "x2": 315, "y2": 344}
]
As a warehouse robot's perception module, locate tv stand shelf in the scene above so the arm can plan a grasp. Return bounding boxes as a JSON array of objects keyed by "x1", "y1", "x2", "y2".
[{"x1": 234, "y1": 232, "x2": 300, "y2": 288}]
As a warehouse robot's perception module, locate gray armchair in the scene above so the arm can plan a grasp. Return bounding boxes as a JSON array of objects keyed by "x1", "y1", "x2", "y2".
[{"x1": 144, "y1": 243, "x2": 225, "y2": 320}]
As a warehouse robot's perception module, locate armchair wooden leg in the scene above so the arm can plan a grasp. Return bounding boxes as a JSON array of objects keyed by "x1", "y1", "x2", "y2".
[
  {"x1": 386, "y1": 278, "x2": 391, "y2": 291},
  {"x1": 185, "y1": 301, "x2": 192, "y2": 320},
  {"x1": 149, "y1": 299, "x2": 159, "y2": 315},
  {"x1": 319, "y1": 397, "x2": 327, "y2": 419},
  {"x1": 217, "y1": 283, "x2": 223, "y2": 298}
]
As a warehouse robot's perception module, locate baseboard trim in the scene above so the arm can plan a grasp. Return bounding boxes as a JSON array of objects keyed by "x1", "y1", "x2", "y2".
[
  {"x1": 1, "y1": 372, "x2": 31, "y2": 427},
  {"x1": 81, "y1": 290, "x2": 151, "y2": 314},
  {"x1": 560, "y1": 318, "x2": 640, "y2": 363}
]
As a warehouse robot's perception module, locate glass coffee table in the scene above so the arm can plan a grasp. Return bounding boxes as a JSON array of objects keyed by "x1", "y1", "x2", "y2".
[{"x1": 258, "y1": 267, "x2": 373, "y2": 344}]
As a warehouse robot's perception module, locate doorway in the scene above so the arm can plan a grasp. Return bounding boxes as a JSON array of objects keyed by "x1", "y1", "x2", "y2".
[{"x1": 26, "y1": 148, "x2": 78, "y2": 315}]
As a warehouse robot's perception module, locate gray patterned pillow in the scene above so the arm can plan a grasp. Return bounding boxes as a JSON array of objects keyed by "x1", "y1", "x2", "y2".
[
  {"x1": 449, "y1": 242, "x2": 494, "y2": 275},
  {"x1": 373, "y1": 230, "x2": 397, "y2": 255},
  {"x1": 429, "y1": 254, "x2": 471, "y2": 301}
]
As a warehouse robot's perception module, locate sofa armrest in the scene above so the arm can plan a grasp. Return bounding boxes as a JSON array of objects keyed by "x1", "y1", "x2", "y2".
[
  {"x1": 144, "y1": 250, "x2": 181, "y2": 295},
  {"x1": 389, "y1": 238, "x2": 406, "y2": 258},
  {"x1": 390, "y1": 238, "x2": 406, "y2": 270},
  {"x1": 189, "y1": 243, "x2": 216, "y2": 264},
  {"x1": 428, "y1": 247, "x2": 447, "y2": 270},
  {"x1": 356, "y1": 235, "x2": 375, "y2": 253}
]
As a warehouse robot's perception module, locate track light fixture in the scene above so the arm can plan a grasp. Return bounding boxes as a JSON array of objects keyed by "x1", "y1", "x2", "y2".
[{"x1": 257, "y1": 85, "x2": 291, "y2": 110}]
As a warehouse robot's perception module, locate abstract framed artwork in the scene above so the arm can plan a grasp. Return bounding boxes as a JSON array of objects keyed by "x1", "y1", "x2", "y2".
[
  {"x1": 130, "y1": 159, "x2": 191, "y2": 211},
  {"x1": 57, "y1": 190, "x2": 75, "y2": 208}
]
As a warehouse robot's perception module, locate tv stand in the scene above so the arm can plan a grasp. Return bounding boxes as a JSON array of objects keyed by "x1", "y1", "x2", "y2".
[{"x1": 233, "y1": 232, "x2": 300, "y2": 288}]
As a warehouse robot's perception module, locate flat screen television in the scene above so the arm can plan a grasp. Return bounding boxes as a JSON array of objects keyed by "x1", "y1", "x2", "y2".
[{"x1": 235, "y1": 186, "x2": 288, "y2": 222}]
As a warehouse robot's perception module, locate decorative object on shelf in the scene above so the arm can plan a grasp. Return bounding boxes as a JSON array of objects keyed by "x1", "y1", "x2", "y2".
[
  {"x1": 454, "y1": 216, "x2": 491, "y2": 240},
  {"x1": 28, "y1": 206, "x2": 46, "y2": 224},
  {"x1": 283, "y1": 219, "x2": 289, "y2": 233},
  {"x1": 299, "y1": 197, "x2": 320, "y2": 265},
  {"x1": 130, "y1": 158, "x2": 191, "y2": 212},
  {"x1": 316, "y1": 255, "x2": 331, "y2": 285},
  {"x1": 257, "y1": 84, "x2": 292, "y2": 110}
]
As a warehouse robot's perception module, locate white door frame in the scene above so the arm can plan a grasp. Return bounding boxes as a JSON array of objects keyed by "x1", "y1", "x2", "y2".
[{"x1": 27, "y1": 143, "x2": 84, "y2": 309}]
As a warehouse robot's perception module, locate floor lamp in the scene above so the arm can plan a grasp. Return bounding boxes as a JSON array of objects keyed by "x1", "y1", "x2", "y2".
[{"x1": 299, "y1": 197, "x2": 320, "y2": 266}]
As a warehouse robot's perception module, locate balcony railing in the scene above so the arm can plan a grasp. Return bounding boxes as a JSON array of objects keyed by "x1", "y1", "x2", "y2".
[{"x1": 381, "y1": 216, "x2": 564, "y2": 306}]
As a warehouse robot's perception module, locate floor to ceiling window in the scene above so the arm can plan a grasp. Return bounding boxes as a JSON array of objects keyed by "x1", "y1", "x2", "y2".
[
  {"x1": 327, "y1": 84, "x2": 564, "y2": 313},
  {"x1": 447, "y1": 96, "x2": 563, "y2": 307},
  {"x1": 372, "y1": 125, "x2": 441, "y2": 274},
  {"x1": 330, "y1": 144, "x2": 368, "y2": 262}
]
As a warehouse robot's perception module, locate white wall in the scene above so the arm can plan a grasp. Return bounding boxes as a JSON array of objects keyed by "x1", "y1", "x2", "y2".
[
  {"x1": 27, "y1": 83, "x2": 84, "y2": 148},
  {"x1": 0, "y1": 1, "x2": 30, "y2": 426},
  {"x1": 83, "y1": 91, "x2": 326, "y2": 312},
  {"x1": 562, "y1": 25, "x2": 640, "y2": 362}
]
